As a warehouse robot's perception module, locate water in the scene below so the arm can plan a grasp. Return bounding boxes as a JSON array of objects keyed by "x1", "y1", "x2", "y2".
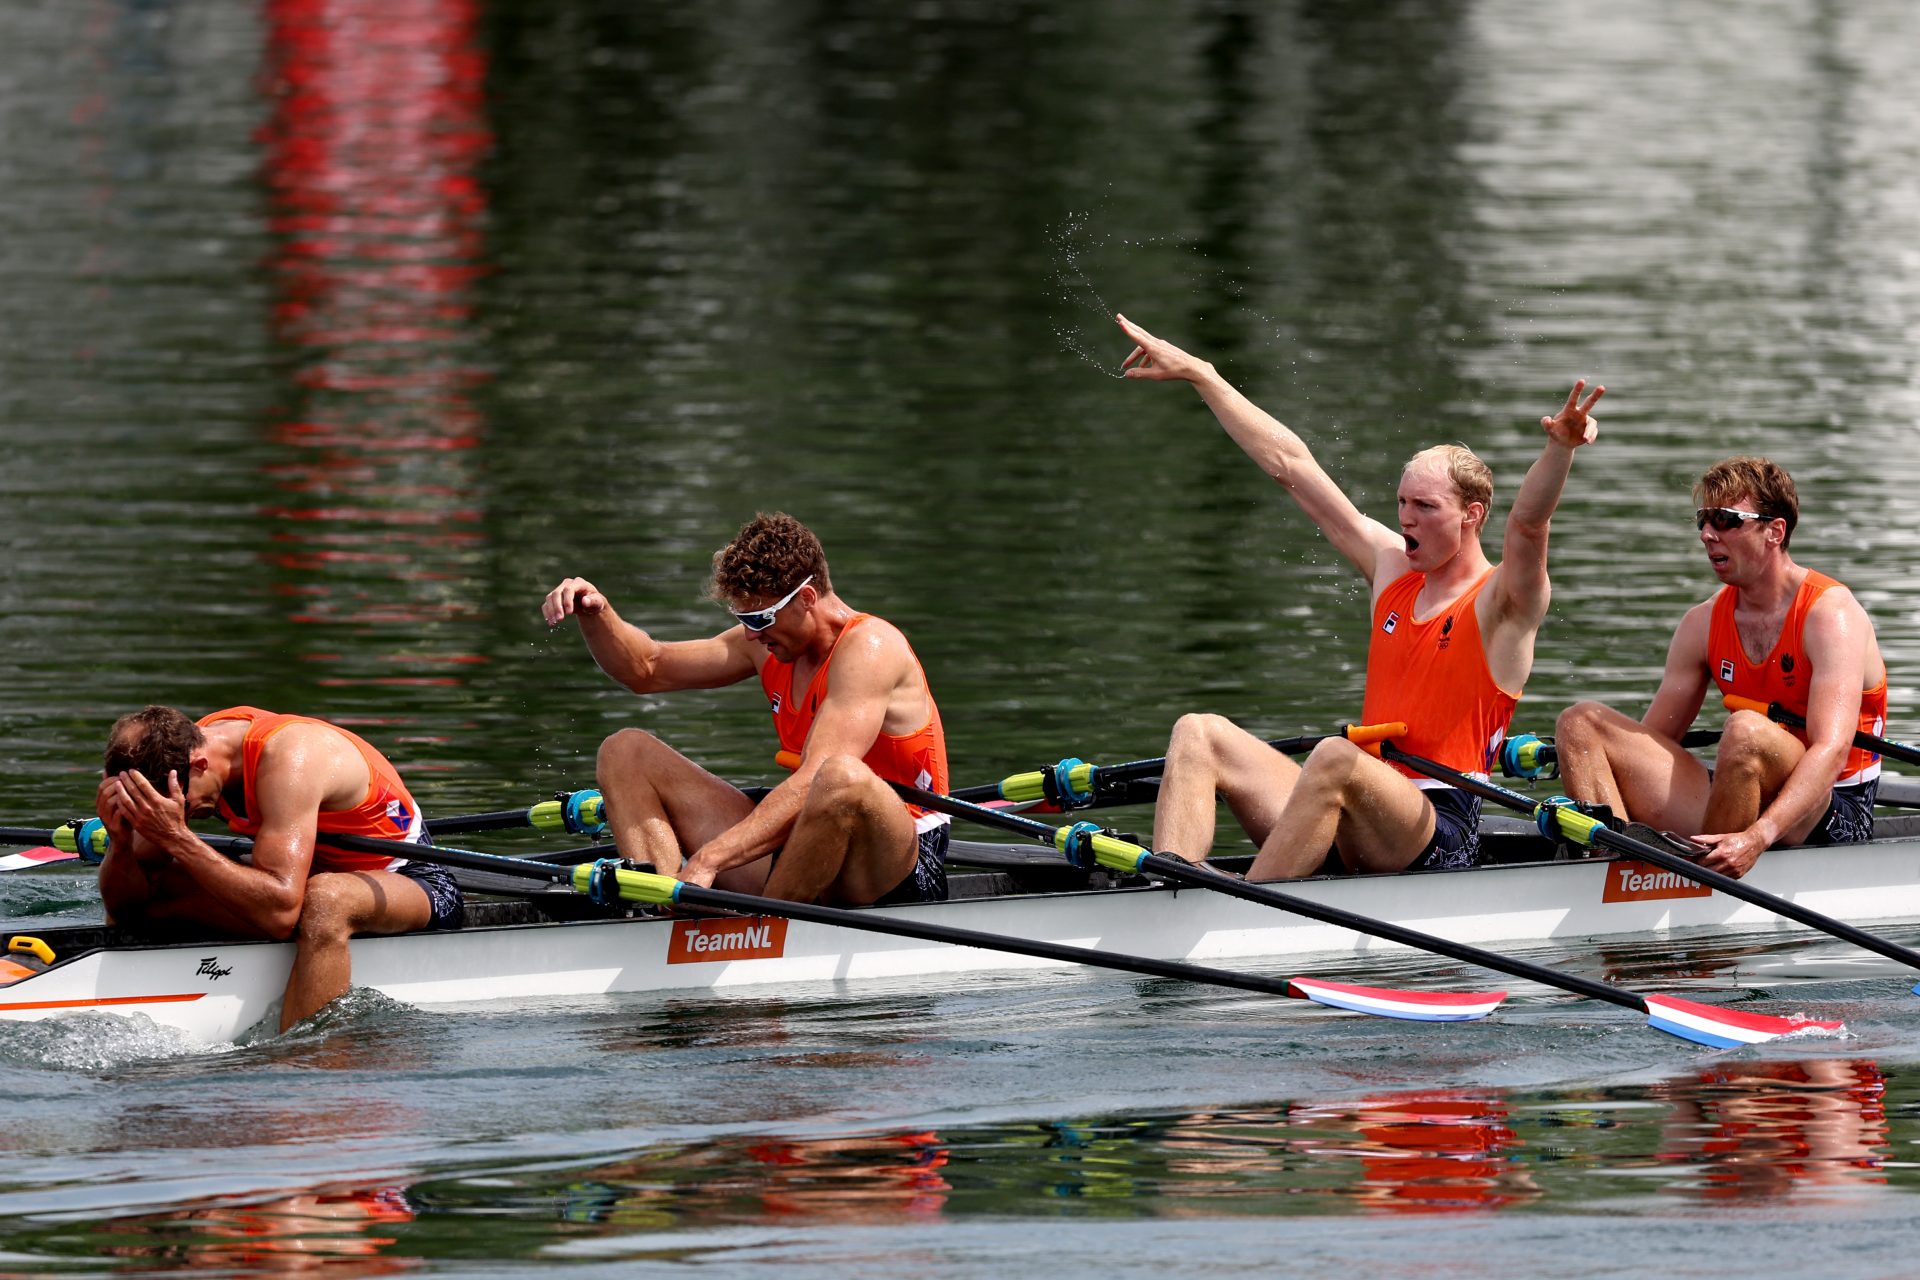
[{"x1": 4, "y1": 0, "x2": 1920, "y2": 1272}]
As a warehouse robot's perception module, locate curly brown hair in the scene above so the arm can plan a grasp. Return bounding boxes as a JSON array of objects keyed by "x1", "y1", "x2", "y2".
[
  {"x1": 1695, "y1": 456, "x2": 1798, "y2": 548},
  {"x1": 105, "y1": 705, "x2": 204, "y2": 793},
  {"x1": 707, "y1": 512, "x2": 832, "y2": 605}
]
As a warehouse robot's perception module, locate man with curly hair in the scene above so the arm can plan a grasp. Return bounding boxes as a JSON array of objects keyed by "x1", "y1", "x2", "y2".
[
  {"x1": 96, "y1": 705, "x2": 463, "y2": 1030},
  {"x1": 1553, "y1": 457, "x2": 1888, "y2": 877},
  {"x1": 542, "y1": 513, "x2": 950, "y2": 906}
]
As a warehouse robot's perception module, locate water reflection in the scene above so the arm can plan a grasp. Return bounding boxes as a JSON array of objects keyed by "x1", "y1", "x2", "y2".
[
  {"x1": 1652, "y1": 1059, "x2": 1888, "y2": 1202},
  {"x1": 256, "y1": 0, "x2": 493, "y2": 718},
  {"x1": 95, "y1": 1185, "x2": 416, "y2": 1275}
]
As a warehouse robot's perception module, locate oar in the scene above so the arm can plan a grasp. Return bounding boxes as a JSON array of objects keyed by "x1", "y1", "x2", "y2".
[
  {"x1": 1721, "y1": 694, "x2": 1920, "y2": 770},
  {"x1": 183, "y1": 828, "x2": 1505, "y2": 1018},
  {"x1": 950, "y1": 723, "x2": 1409, "y2": 810},
  {"x1": 1373, "y1": 738, "x2": 1920, "y2": 995},
  {"x1": 886, "y1": 783, "x2": 1833, "y2": 1047}
]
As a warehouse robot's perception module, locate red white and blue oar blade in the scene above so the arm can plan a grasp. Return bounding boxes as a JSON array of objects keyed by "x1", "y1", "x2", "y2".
[
  {"x1": 0, "y1": 847, "x2": 78, "y2": 873},
  {"x1": 1642, "y1": 993, "x2": 1844, "y2": 1048},
  {"x1": 1287, "y1": 977, "x2": 1507, "y2": 1022}
]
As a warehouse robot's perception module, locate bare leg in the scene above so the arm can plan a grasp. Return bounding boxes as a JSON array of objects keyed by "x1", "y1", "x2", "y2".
[
  {"x1": 595, "y1": 729, "x2": 757, "y2": 874},
  {"x1": 281, "y1": 870, "x2": 433, "y2": 1031},
  {"x1": 1247, "y1": 739, "x2": 1437, "y2": 880},
  {"x1": 1702, "y1": 708, "x2": 1814, "y2": 839},
  {"x1": 1554, "y1": 700, "x2": 1713, "y2": 831},
  {"x1": 1151, "y1": 713, "x2": 1302, "y2": 862},
  {"x1": 764, "y1": 755, "x2": 918, "y2": 905}
]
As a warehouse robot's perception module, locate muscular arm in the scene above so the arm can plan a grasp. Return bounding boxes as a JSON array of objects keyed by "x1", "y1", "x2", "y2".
[
  {"x1": 1117, "y1": 314, "x2": 1401, "y2": 584},
  {"x1": 1745, "y1": 592, "x2": 1869, "y2": 847},
  {"x1": 542, "y1": 576, "x2": 757, "y2": 694},
  {"x1": 1486, "y1": 381, "x2": 1603, "y2": 630},
  {"x1": 1641, "y1": 604, "x2": 1715, "y2": 742},
  {"x1": 681, "y1": 626, "x2": 907, "y2": 884}
]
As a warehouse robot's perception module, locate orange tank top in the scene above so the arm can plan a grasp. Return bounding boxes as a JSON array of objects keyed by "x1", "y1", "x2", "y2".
[
  {"x1": 199, "y1": 706, "x2": 423, "y2": 873},
  {"x1": 1360, "y1": 570, "x2": 1519, "y2": 785},
  {"x1": 1706, "y1": 570, "x2": 1886, "y2": 785},
  {"x1": 758, "y1": 615, "x2": 950, "y2": 830}
]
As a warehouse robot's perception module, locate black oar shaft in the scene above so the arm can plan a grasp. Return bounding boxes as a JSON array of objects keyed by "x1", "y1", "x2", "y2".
[
  {"x1": 1380, "y1": 743, "x2": 1920, "y2": 974},
  {"x1": 1730, "y1": 697, "x2": 1920, "y2": 770},
  {"x1": 891, "y1": 782, "x2": 1646, "y2": 1013}
]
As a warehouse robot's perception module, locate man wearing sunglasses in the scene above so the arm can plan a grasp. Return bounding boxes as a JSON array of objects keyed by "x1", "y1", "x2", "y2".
[
  {"x1": 1115, "y1": 313, "x2": 1602, "y2": 880},
  {"x1": 540, "y1": 512, "x2": 950, "y2": 907},
  {"x1": 1554, "y1": 457, "x2": 1887, "y2": 876}
]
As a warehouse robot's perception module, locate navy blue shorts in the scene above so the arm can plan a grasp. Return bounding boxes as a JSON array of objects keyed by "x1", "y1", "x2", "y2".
[
  {"x1": 1805, "y1": 779, "x2": 1878, "y2": 847},
  {"x1": 392, "y1": 829, "x2": 465, "y2": 930},
  {"x1": 1407, "y1": 787, "x2": 1484, "y2": 872},
  {"x1": 873, "y1": 824, "x2": 951, "y2": 906}
]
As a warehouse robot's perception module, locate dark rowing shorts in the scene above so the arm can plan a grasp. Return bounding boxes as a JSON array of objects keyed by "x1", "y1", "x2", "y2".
[
  {"x1": 392, "y1": 828, "x2": 465, "y2": 930},
  {"x1": 873, "y1": 823, "x2": 951, "y2": 906},
  {"x1": 1407, "y1": 786, "x2": 1484, "y2": 872},
  {"x1": 1804, "y1": 778, "x2": 1878, "y2": 847}
]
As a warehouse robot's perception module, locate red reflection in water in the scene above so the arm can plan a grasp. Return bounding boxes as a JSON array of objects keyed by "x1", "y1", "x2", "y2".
[
  {"x1": 1653, "y1": 1058, "x2": 1888, "y2": 1201},
  {"x1": 1286, "y1": 1094, "x2": 1536, "y2": 1214},
  {"x1": 100, "y1": 1185, "x2": 416, "y2": 1273},
  {"x1": 257, "y1": 0, "x2": 492, "y2": 680}
]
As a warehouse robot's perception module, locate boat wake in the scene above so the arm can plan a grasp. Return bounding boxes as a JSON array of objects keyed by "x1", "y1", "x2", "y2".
[{"x1": 0, "y1": 1010, "x2": 232, "y2": 1073}]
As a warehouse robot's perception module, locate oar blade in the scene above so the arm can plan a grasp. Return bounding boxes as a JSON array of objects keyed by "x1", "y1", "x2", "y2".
[
  {"x1": 1286, "y1": 977, "x2": 1507, "y2": 1022},
  {"x1": 0, "y1": 847, "x2": 78, "y2": 873},
  {"x1": 1642, "y1": 993, "x2": 1844, "y2": 1048}
]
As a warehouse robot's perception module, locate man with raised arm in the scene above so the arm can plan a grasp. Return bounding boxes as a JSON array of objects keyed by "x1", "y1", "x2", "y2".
[
  {"x1": 541, "y1": 512, "x2": 950, "y2": 906},
  {"x1": 1554, "y1": 458, "x2": 1886, "y2": 878},
  {"x1": 95, "y1": 706, "x2": 464, "y2": 1031},
  {"x1": 1115, "y1": 313, "x2": 1602, "y2": 879}
]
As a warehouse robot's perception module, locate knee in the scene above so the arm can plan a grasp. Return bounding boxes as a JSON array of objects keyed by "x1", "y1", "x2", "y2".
[
  {"x1": 293, "y1": 877, "x2": 356, "y2": 946},
  {"x1": 1555, "y1": 700, "x2": 1608, "y2": 744},
  {"x1": 1298, "y1": 736, "x2": 1363, "y2": 792},
  {"x1": 1167, "y1": 713, "x2": 1232, "y2": 764},
  {"x1": 597, "y1": 728, "x2": 662, "y2": 779},
  {"x1": 806, "y1": 754, "x2": 874, "y2": 814},
  {"x1": 1716, "y1": 709, "x2": 1778, "y2": 773}
]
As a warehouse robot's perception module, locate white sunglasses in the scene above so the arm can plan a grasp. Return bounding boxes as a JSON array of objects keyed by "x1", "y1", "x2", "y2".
[{"x1": 730, "y1": 575, "x2": 814, "y2": 632}]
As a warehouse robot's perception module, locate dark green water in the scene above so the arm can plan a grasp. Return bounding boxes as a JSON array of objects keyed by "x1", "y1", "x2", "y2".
[{"x1": 4, "y1": 0, "x2": 1920, "y2": 1273}]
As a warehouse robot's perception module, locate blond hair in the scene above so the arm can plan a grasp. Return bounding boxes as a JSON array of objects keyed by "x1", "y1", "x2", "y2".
[{"x1": 1404, "y1": 444, "x2": 1494, "y2": 531}]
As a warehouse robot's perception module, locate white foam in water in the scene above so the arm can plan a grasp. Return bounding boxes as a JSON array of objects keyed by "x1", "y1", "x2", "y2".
[{"x1": 2, "y1": 1011, "x2": 235, "y2": 1072}]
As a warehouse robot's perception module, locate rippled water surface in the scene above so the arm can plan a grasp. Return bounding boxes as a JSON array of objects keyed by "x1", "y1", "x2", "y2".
[{"x1": 5, "y1": 0, "x2": 1920, "y2": 1274}]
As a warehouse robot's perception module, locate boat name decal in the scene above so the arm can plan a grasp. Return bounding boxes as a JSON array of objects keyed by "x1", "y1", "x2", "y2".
[
  {"x1": 667, "y1": 916, "x2": 790, "y2": 964},
  {"x1": 1600, "y1": 861, "x2": 1714, "y2": 904},
  {"x1": 195, "y1": 956, "x2": 233, "y2": 980}
]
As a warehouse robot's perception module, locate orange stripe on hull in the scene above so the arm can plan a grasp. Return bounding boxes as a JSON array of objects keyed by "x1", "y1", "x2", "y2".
[{"x1": 0, "y1": 993, "x2": 207, "y2": 1012}]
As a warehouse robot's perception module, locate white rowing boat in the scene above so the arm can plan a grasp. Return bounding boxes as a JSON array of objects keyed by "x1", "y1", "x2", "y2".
[{"x1": 5, "y1": 815, "x2": 1919, "y2": 1046}]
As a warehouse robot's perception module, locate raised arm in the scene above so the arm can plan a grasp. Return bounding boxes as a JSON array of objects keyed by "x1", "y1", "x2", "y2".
[
  {"x1": 1486, "y1": 380, "x2": 1603, "y2": 627},
  {"x1": 677, "y1": 623, "x2": 907, "y2": 888},
  {"x1": 542, "y1": 576, "x2": 757, "y2": 694},
  {"x1": 1117, "y1": 314, "x2": 1401, "y2": 584}
]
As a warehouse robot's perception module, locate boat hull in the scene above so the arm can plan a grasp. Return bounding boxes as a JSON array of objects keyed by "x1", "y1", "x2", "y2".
[{"x1": 6, "y1": 838, "x2": 1920, "y2": 1044}]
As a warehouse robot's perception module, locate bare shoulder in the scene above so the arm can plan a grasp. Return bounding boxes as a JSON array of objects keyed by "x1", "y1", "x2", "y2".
[
  {"x1": 254, "y1": 720, "x2": 371, "y2": 807},
  {"x1": 828, "y1": 617, "x2": 917, "y2": 687}
]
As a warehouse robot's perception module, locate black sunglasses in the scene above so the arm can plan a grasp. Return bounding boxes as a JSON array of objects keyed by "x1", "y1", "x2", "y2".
[{"x1": 1695, "y1": 507, "x2": 1772, "y2": 533}]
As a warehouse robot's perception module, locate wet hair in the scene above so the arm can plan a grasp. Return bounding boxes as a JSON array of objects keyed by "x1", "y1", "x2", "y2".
[
  {"x1": 1403, "y1": 444, "x2": 1494, "y2": 531},
  {"x1": 707, "y1": 512, "x2": 832, "y2": 605},
  {"x1": 104, "y1": 705, "x2": 204, "y2": 794},
  {"x1": 1694, "y1": 456, "x2": 1798, "y2": 548}
]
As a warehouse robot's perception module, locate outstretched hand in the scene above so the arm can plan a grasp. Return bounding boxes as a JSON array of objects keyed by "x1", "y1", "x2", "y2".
[
  {"x1": 1541, "y1": 379, "x2": 1605, "y2": 448},
  {"x1": 542, "y1": 577, "x2": 609, "y2": 628},
  {"x1": 1116, "y1": 314, "x2": 1212, "y2": 384}
]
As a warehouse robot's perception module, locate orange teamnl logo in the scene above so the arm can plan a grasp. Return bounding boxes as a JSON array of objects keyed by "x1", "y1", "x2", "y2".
[
  {"x1": 667, "y1": 917, "x2": 790, "y2": 963},
  {"x1": 1601, "y1": 860, "x2": 1714, "y2": 903}
]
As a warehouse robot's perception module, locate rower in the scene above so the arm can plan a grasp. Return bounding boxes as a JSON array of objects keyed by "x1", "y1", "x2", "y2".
[
  {"x1": 1554, "y1": 457, "x2": 1887, "y2": 878},
  {"x1": 1114, "y1": 313, "x2": 1602, "y2": 879},
  {"x1": 541, "y1": 512, "x2": 950, "y2": 907},
  {"x1": 95, "y1": 706, "x2": 464, "y2": 1030}
]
